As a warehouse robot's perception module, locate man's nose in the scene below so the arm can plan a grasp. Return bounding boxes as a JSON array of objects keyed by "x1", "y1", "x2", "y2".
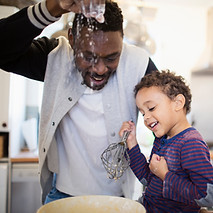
[{"x1": 92, "y1": 58, "x2": 107, "y2": 75}]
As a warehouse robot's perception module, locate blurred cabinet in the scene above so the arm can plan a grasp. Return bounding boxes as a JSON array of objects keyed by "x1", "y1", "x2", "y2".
[
  {"x1": 0, "y1": 69, "x2": 27, "y2": 158},
  {"x1": 0, "y1": 71, "x2": 10, "y2": 131},
  {"x1": 0, "y1": 67, "x2": 27, "y2": 213},
  {"x1": 0, "y1": 66, "x2": 26, "y2": 213},
  {"x1": 0, "y1": 163, "x2": 8, "y2": 213},
  {"x1": 11, "y1": 163, "x2": 41, "y2": 213}
]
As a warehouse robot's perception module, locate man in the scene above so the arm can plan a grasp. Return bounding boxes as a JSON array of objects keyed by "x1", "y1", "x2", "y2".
[{"x1": 0, "y1": 0, "x2": 157, "y2": 204}]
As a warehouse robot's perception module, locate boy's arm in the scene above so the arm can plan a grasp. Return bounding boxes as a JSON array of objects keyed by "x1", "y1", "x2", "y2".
[
  {"x1": 119, "y1": 121, "x2": 151, "y2": 184},
  {"x1": 128, "y1": 145, "x2": 150, "y2": 185},
  {"x1": 163, "y1": 140, "x2": 213, "y2": 207}
]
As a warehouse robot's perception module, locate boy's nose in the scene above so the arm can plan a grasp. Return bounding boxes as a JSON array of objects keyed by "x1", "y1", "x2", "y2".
[{"x1": 144, "y1": 112, "x2": 151, "y2": 121}]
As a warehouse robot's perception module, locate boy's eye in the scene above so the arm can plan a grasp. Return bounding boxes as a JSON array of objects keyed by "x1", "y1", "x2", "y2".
[{"x1": 149, "y1": 107, "x2": 155, "y2": 111}]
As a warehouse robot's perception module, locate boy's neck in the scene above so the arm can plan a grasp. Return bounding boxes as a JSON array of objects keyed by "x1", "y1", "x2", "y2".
[{"x1": 167, "y1": 118, "x2": 191, "y2": 139}]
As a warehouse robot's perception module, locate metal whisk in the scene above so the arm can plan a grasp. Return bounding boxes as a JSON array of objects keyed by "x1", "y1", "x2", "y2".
[{"x1": 101, "y1": 131, "x2": 131, "y2": 180}]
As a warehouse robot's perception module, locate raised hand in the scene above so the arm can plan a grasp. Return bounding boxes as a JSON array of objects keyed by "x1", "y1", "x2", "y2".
[
  {"x1": 47, "y1": 0, "x2": 105, "y2": 22},
  {"x1": 149, "y1": 153, "x2": 169, "y2": 181}
]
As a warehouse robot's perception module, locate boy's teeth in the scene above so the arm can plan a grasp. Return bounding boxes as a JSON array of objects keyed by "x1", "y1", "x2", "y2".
[{"x1": 151, "y1": 122, "x2": 157, "y2": 128}]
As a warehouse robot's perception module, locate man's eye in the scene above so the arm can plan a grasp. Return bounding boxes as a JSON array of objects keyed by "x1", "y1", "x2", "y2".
[
  {"x1": 104, "y1": 54, "x2": 120, "y2": 63},
  {"x1": 105, "y1": 57, "x2": 117, "y2": 62},
  {"x1": 82, "y1": 53, "x2": 96, "y2": 62},
  {"x1": 85, "y1": 56, "x2": 94, "y2": 62}
]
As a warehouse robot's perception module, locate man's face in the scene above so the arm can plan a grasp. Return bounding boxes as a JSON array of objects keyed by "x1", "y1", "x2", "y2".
[{"x1": 70, "y1": 27, "x2": 123, "y2": 90}]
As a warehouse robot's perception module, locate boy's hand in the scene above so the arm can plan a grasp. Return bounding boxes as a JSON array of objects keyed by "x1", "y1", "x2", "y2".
[
  {"x1": 149, "y1": 154, "x2": 169, "y2": 181},
  {"x1": 119, "y1": 121, "x2": 137, "y2": 150}
]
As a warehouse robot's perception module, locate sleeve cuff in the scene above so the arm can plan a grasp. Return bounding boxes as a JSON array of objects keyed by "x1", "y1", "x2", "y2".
[
  {"x1": 27, "y1": 0, "x2": 60, "y2": 29},
  {"x1": 127, "y1": 144, "x2": 140, "y2": 156},
  {"x1": 162, "y1": 171, "x2": 174, "y2": 198}
]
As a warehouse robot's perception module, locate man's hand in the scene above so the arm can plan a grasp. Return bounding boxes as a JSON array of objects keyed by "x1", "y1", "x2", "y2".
[
  {"x1": 58, "y1": 0, "x2": 82, "y2": 13},
  {"x1": 46, "y1": 0, "x2": 105, "y2": 22}
]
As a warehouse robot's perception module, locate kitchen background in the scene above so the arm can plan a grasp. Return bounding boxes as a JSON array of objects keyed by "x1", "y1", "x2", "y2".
[{"x1": 0, "y1": 0, "x2": 213, "y2": 212}]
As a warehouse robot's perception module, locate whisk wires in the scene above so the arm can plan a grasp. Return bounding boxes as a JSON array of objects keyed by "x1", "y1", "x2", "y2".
[{"x1": 101, "y1": 131, "x2": 131, "y2": 180}]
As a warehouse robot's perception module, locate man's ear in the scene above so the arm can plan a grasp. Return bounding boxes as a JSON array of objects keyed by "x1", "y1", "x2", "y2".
[
  {"x1": 68, "y1": 28, "x2": 74, "y2": 49},
  {"x1": 174, "y1": 94, "x2": 185, "y2": 111}
]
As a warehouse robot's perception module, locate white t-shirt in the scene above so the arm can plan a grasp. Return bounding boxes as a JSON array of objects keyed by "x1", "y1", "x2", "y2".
[{"x1": 56, "y1": 87, "x2": 123, "y2": 196}]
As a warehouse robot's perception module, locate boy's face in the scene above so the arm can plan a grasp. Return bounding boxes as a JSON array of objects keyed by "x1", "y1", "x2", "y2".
[
  {"x1": 136, "y1": 86, "x2": 179, "y2": 138},
  {"x1": 69, "y1": 27, "x2": 123, "y2": 90}
]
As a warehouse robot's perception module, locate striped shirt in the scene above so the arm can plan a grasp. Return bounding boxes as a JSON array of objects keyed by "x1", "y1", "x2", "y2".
[{"x1": 128, "y1": 127, "x2": 213, "y2": 212}]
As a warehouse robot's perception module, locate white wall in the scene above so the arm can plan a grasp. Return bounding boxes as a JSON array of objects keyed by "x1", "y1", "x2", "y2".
[
  {"x1": 120, "y1": 1, "x2": 213, "y2": 144},
  {"x1": 121, "y1": 1, "x2": 210, "y2": 80},
  {"x1": 143, "y1": 3, "x2": 213, "y2": 143}
]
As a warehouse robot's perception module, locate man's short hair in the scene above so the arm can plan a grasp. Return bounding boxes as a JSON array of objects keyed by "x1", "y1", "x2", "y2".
[{"x1": 71, "y1": 0, "x2": 124, "y2": 38}]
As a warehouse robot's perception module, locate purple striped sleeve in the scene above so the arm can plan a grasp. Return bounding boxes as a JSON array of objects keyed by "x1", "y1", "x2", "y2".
[{"x1": 128, "y1": 144, "x2": 150, "y2": 183}]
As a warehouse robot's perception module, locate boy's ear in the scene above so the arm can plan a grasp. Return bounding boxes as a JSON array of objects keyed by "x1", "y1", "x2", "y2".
[
  {"x1": 174, "y1": 94, "x2": 185, "y2": 111},
  {"x1": 68, "y1": 28, "x2": 74, "y2": 49}
]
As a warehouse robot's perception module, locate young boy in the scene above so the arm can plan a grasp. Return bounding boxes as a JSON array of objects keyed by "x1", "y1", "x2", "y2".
[{"x1": 119, "y1": 70, "x2": 213, "y2": 212}]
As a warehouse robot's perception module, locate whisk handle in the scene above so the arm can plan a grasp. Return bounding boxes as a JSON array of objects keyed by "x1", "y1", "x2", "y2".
[{"x1": 121, "y1": 131, "x2": 131, "y2": 143}]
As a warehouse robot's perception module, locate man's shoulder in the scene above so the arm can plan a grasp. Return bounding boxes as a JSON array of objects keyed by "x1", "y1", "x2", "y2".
[
  {"x1": 122, "y1": 42, "x2": 149, "y2": 56},
  {"x1": 120, "y1": 42, "x2": 150, "y2": 69},
  {"x1": 48, "y1": 36, "x2": 71, "y2": 55}
]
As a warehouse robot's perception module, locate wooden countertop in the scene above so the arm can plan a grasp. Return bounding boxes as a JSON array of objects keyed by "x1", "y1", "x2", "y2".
[
  {"x1": 9, "y1": 150, "x2": 213, "y2": 163},
  {"x1": 10, "y1": 150, "x2": 39, "y2": 163}
]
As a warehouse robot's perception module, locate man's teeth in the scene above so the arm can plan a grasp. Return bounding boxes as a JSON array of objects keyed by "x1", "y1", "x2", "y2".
[
  {"x1": 150, "y1": 122, "x2": 157, "y2": 128},
  {"x1": 93, "y1": 76, "x2": 103, "y2": 81}
]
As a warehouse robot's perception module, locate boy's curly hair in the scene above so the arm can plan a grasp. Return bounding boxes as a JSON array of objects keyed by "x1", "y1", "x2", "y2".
[{"x1": 134, "y1": 70, "x2": 192, "y2": 114}]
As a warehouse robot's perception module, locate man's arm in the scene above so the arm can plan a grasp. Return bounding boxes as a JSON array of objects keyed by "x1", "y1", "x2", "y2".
[
  {"x1": 0, "y1": 2, "x2": 60, "y2": 81},
  {"x1": 145, "y1": 58, "x2": 158, "y2": 75}
]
